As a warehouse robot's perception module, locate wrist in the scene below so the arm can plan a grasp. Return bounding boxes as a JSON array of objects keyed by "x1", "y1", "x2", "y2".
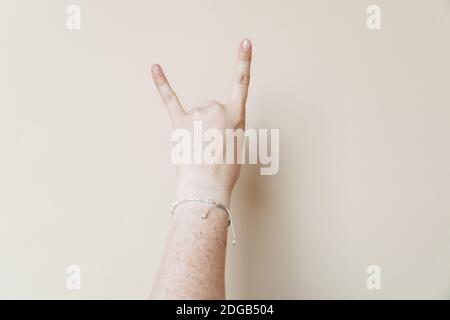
[{"x1": 176, "y1": 177, "x2": 232, "y2": 207}]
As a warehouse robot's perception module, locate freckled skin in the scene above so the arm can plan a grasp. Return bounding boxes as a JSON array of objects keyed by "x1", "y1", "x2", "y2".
[
  {"x1": 150, "y1": 40, "x2": 252, "y2": 299},
  {"x1": 152, "y1": 204, "x2": 228, "y2": 299}
]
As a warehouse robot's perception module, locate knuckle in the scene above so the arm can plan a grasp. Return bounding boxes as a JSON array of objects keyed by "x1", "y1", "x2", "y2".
[
  {"x1": 206, "y1": 100, "x2": 222, "y2": 108},
  {"x1": 210, "y1": 103, "x2": 223, "y2": 113},
  {"x1": 162, "y1": 89, "x2": 178, "y2": 104},
  {"x1": 191, "y1": 109, "x2": 202, "y2": 120},
  {"x1": 239, "y1": 50, "x2": 252, "y2": 62},
  {"x1": 163, "y1": 93, "x2": 175, "y2": 105},
  {"x1": 205, "y1": 100, "x2": 224, "y2": 116},
  {"x1": 238, "y1": 74, "x2": 250, "y2": 85}
]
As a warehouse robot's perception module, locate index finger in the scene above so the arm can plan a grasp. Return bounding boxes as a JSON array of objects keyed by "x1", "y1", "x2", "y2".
[{"x1": 151, "y1": 64, "x2": 185, "y2": 122}]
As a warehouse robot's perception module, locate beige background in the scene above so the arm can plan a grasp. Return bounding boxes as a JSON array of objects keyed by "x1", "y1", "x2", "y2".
[{"x1": 1, "y1": 0, "x2": 450, "y2": 299}]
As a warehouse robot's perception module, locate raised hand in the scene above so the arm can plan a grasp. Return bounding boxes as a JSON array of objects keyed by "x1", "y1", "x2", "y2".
[{"x1": 150, "y1": 39, "x2": 253, "y2": 206}]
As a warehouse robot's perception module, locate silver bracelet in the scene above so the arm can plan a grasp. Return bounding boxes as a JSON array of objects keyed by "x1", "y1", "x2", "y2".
[{"x1": 170, "y1": 198, "x2": 237, "y2": 246}]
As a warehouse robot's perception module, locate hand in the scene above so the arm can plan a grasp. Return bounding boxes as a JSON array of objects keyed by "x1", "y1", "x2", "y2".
[{"x1": 151, "y1": 39, "x2": 253, "y2": 206}]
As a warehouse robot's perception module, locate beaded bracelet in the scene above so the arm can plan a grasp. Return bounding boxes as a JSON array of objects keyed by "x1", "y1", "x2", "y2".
[{"x1": 170, "y1": 198, "x2": 237, "y2": 246}]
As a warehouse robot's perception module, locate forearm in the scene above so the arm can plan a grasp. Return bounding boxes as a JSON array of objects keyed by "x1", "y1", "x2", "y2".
[{"x1": 151, "y1": 182, "x2": 232, "y2": 299}]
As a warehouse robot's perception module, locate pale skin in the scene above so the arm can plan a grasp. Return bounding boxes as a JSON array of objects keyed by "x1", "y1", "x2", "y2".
[{"x1": 150, "y1": 39, "x2": 252, "y2": 299}]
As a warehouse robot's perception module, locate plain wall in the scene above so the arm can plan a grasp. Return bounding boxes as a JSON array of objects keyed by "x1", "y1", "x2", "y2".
[{"x1": 1, "y1": 0, "x2": 450, "y2": 299}]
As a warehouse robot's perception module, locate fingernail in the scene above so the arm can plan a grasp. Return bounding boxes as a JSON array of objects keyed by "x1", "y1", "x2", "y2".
[
  {"x1": 242, "y1": 39, "x2": 251, "y2": 51},
  {"x1": 151, "y1": 64, "x2": 162, "y2": 74}
]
